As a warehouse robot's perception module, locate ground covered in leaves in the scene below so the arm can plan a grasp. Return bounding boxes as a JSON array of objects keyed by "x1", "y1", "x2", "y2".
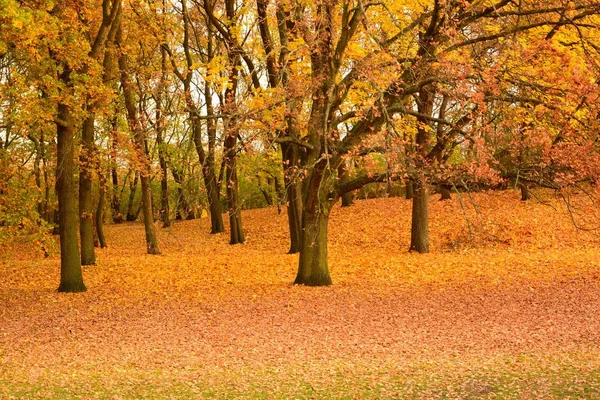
[{"x1": 1, "y1": 190, "x2": 600, "y2": 399}]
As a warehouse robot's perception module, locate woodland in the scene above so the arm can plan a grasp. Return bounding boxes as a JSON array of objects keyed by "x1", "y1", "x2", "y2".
[{"x1": 1, "y1": 0, "x2": 600, "y2": 398}]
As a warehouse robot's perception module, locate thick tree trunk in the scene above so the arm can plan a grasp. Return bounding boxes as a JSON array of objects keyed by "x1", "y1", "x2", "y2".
[
  {"x1": 56, "y1": 103, "x2": 86, "y2": 293},
  {"x1": 409, "y1": 179, "x2": 429, "y2": 253},
  {"x1": 125, "y1": 171, "x2": 139, "y2": 221},
  {"x1": 294, "y1": 160, "x2": 333, "y2": 286},
  {"x1": 79, "y1": 115, "x2": 96, "y2": 265},
  {"x1": 96, "y1": 174, "x2": 107, "y2": 248},
  {"x1": 294, "y1": 205, "x2": 332, "y2": 286}
]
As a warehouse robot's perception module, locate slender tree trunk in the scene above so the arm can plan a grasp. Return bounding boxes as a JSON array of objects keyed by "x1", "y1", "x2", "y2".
[
  {"x1": 125, "y1": 171, "x2": 138, "y2": 221},
  {"x1": 156, "y1": 46, "x2": 170, "y2": 228},
  {"x1": 171, "y1": 167, "x2": 194, "y2": 220},
  {"x1": 226, "y1": 156, "x2": 244, "y2": 244},
  {"x1": 139, "y1": 169, "x2": 160, "y2": 254},
  {"x1": 439, "y1": 186, "x2": 451, "y2": 200},
  {"x1": 79, "y1": 115, "x2": 96, "y2": 265},
  {"x1": 41, "y1": 131, "x2": 51, "y2": 223},
  {"x1": 520, "y1": 183, "x2": 530, "y2": 201},
  {"x1": 56, "y1": 102, "x2": 86, "y2": 293},
  {"x1": 118, "y1": 24, "x2": 160, "y2": 254},
  {"x1": 409, "y1": 179, "x2": 429, "y2": 253},
  {"x1": 110, "y1": 131, "x2": 123, "y2": 223},
  {"x1": 281, "y1": 142, "x2": 302, "y2": 254},
  {"x1": 96, "y1": 173, "x2": 107, "y2": 248}
]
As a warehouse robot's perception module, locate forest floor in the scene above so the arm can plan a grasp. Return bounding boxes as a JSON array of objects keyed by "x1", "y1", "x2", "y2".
[{"x1": 1, "y1": 190, "x2": 600, "y2": 399}]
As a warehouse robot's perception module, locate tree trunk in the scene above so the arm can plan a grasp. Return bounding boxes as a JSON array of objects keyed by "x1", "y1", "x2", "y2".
[
  {"x1": 294, "y1": 159, "x2": 333, "y2": 286},
  {"x1": 140, "y1": 171, "x2": 160, "y2": 254},
  {"x1": 405, "y1": 180, "x2": 414, "y2": 200},
  {"x1": 156, "y1": 46, "x2": 170, "y2": 228},
  {"x1": 439, "y1": 186, "x2": 451, "y2": 200},
  {"x1": 281, "y1": 142, "x2": 302, "y2": 254},
  {"x1": 226, "y1": 156, "x2": 244, "y2": 244},
  {"x1": 125, "y1": 171, "x2": 138, "y2": 221},
  {"x1": 118, "y1": 24, "x2": 160, "y2": 255},
  {"x1": 96, "y1": 173, "x2": 107, "y2": 248},
  {"x1": 409, "y1": 179, "x2": 429, "y2": 253},
  {"x1": 79, "y1": 115, "x2": 96, "y2": 265},
  {"x1": 520, "y1": 183, "x2": 530, "y2": 201},
  {"x1": 294, "y1": 204, "x2": 332, "y2": 286},
  {"x1": 172, "y1": 167, "x2": 194, "y2": 220},
  {"x1": 338, "y1": 163, "x2": 354, "y2": 207},
  {"x1": 110, "y1": 131, "x2": 123, "y2": 223},
  {"x1": 56, "y1": 102, "x2": 86, "y2": 293}
]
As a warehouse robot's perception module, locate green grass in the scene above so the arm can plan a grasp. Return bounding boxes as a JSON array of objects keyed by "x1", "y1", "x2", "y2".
[{"x1": 2, "y1": 353, "x2": 599, "y2": 399}]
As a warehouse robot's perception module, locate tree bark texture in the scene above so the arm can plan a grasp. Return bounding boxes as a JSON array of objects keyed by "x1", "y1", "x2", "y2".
[
  {"x1": 79, "y1": 114, "x2": 96, "y2": 265},
  {"x1": 409, "y1": 179, "x2": 429, "y2": 253},
  {"x1": 56, "y1": 102, "x2": 86, "y2": 293}
]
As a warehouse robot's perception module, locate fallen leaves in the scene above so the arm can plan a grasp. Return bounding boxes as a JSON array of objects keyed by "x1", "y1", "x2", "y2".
[{"x1": 1, "y1": 189, "x2": 600, "y2": 398}]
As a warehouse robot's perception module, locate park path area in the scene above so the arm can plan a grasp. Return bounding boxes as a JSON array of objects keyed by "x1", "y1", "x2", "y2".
[{"x1": 1, "y1": 191, "x2": 600, "y2": 398}]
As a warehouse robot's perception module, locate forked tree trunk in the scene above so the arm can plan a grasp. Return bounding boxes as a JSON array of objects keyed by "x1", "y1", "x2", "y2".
[
  {"x1": 56, "y1": 102, "x2": 86, "y2": 293},
  {"x1": 79, "y1": 115, "x2": 96, "y2": 265},
  {"x1": 409, "y1": 179, "x2": 429, "y2": 253}
]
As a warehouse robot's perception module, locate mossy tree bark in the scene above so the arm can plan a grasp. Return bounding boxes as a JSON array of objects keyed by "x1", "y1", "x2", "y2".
[{"x1": 294, "y1": 161, "x2": 333, "y2": 286}]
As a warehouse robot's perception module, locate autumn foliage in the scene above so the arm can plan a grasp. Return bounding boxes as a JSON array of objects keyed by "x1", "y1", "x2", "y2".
[{"x1": 2, "y1": 192, "x2": 600, "y2": 398}]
